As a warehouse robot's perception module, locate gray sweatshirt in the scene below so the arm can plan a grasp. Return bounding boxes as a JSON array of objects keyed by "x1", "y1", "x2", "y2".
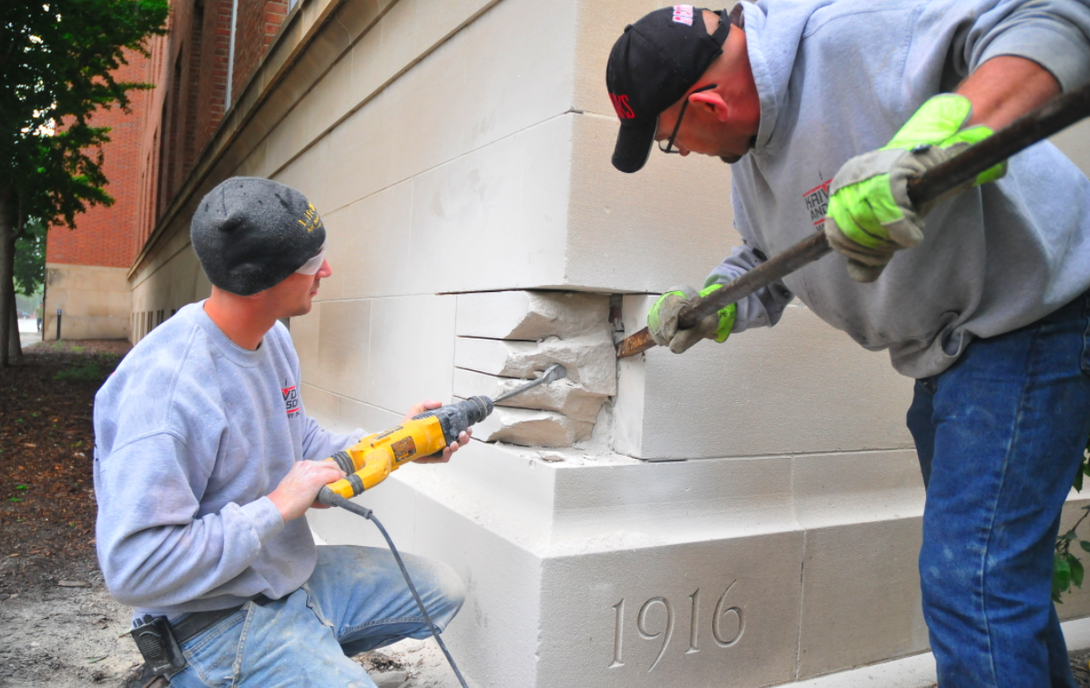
[
  {"x1": 708, "y1": 0, "x2": 1090, "y2": 378},
  {"x1": 93, "y1": 302, "x2": 362, "y2": 618}
]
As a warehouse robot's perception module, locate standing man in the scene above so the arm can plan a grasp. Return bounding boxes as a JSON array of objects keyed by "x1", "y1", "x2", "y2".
[
  {"x1": 94, "y1": 177, "x2": 467, "y2": 687},
  {"x1": 607, "y1": 2, "x2": 1090, "y2": 687},
  {"x1": 34, "y1": 301, "x2": 42, "y2": 332}
]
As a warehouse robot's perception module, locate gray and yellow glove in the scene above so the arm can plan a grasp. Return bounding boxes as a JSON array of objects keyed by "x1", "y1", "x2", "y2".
[
  {"x1": 824, "y1": 94, "x2": 1007, "y2": 282},
  {"x1": 647, "y1": 283, "x2": 736, "y2": 354}
]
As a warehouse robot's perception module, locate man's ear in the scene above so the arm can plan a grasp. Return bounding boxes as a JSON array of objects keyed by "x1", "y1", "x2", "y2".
[{"x1": 689, "y1": 90, "x2": 730, "y2": 123}]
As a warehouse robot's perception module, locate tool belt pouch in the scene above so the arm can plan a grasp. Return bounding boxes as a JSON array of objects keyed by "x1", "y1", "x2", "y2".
[{"x1": 130, "y1": 615, "x2": 187, "y2": 676}]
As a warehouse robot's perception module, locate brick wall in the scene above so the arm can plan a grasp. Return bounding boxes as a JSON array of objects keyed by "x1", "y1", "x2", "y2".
[
  {"x1": 44, "y1": 49, "x2": 151, "y2": 268},
  {"x1": 46, "y1": 0, "x2": 290, "y2": 271},
  {"x1": 233, "y1": 0, "x2": 288, "y2": 105},
  {"x1": 196, "y1": 0, "x2": 231, "y2": 158}
]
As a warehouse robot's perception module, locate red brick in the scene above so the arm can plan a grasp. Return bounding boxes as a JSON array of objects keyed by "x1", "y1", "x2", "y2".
[{"x1": 47, "y1": 0, "x2": 289, "y2": 273}]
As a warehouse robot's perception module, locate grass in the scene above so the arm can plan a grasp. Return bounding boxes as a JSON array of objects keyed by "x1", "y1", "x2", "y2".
[{"x1": 53, "y1": 362, "x2": 105, "y2": 382}]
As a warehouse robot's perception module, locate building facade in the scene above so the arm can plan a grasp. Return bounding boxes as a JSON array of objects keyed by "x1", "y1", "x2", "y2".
[
  {"x1": 42, "y1": 0, "x2": 290, "y2": 340},
  {"x1": 56, "y1": 0, "x2": 1090, "y2": 685}
]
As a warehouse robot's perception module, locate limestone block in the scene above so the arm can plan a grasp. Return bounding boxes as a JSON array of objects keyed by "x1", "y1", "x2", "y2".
[
  {"x1": 564, "y1": 115, "x2": 738, "y2": 292},
  {"x1": 456, "y1": 291, "x2": 609, "y2": 340},
  {"x1": 367, "y1": 295, "x2": 457, "y2": 415},
  {"x1": 405, "y1": 116, "x2": 573, "y2": 293},
  {"x1": 299, "y1": 383, "x2": 339, "y2": 428},
  {"x1": 793, "y1": 451, "x2": 925, "y2": 529},
  {"x1": 473, "y1": 407, "x2": 593, "y2": 447},
  {"x1": 1051, "y1": 118, "x2": 1090, "y2": 178},
  {"x1": 454, "y1": 330, "x2": 617, "y2": 396},
  {"x1": 615, "y1": 296, "x2": 914, "y2": 460},
  {"x1": 797, "y1": 518, "x2": 928, "y2": 680},
  {"x1": 332, "y1": 0, "x2": 388, "y2": 47},
  {"x1": 265, "y1": 106, "x2": 312, "y2": 180},
  {"x1": 336, "y1": 182, "x2": 414, "y2": 301},
  {"x1": 302, "y1": 57, "x2": 353, "y2": 143},
  {"x1": 289, "y1": 309, "x2": 320, "y2": 385},
  {"x1": 336, "y1": 395, "x2": 402, "y2": 438},
  {"x1": 322, "y1": 97, "x2": 396, "y2": 213},
  {"x1": 315, "y1": 300, "x2": 371, "y2": 398},
  {"x1": 537, "y1": 533, "x2": 803, "y2": 688},
  {"x1": 453, "y1": 368, "x2": 605, "y2": 423},
  {"x1": 460, "y1": 0, "x2": 576, "y2": 149}
]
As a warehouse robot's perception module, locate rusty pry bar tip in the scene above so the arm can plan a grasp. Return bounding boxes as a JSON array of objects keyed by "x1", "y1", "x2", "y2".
[{"x1": 493, "y1": 364, "x2": 567, "y2": 404}]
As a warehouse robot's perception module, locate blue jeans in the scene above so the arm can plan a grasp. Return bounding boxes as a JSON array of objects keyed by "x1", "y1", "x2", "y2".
[
  {"x1": 906, "y1": 293, "x2": 1090, "y2": 688},
  {"x1": 167, "y1": 545, "x2": 465, "y2": 688}
]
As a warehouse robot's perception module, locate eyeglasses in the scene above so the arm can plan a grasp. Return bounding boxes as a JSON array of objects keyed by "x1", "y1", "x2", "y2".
[
  {"x1": 658, "y1": 84, "x2": 718, "y2": 155},
  {"x1": 296, "y1": 244, "x2": 327, "y2": 275}
]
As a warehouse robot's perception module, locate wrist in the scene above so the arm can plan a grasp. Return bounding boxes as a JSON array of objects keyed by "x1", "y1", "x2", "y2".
[
  {"x1": 885, "y1": 94, "x2": 973, "y2": 151},
  {"x1": 266, "y1": 489, "x2": 293, "y2": 522}
]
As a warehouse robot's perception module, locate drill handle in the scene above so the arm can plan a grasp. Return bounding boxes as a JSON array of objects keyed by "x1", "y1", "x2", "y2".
[{"x1": 322, "y1": 447, "x2": 395, "y2": 500}]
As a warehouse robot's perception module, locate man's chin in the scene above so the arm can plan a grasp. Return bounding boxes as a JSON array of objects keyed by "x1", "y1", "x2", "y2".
[{"x1": 720, "y1": 154, "x2": 743, "y2": 164}]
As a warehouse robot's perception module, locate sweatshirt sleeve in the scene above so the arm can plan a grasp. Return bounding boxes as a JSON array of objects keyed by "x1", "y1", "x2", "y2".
[
  {"x1": 704, "y1": 243, "x2": 795, "y2": 334},
  {"x1": 94, "y1": 432, "x2": 284, "y2": 608},
  {"x1": 966, "y1": 0, "x2": 1090, "y2": 91},
  {"x1": 300, "y1": 413, "x2": 366, "y2": 462}
]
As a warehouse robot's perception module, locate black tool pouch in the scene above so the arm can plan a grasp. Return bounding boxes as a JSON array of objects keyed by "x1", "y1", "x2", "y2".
[{"x1": 130, "y1": 615, "x2": 187, "y2": 676}]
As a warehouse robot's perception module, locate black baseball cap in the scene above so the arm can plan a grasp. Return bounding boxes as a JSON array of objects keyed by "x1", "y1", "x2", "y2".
[{"x1": 606, "y1": 5, "x2": 732, "y2": 173}]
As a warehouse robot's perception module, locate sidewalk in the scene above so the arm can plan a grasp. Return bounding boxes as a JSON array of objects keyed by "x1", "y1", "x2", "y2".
[{"x1": 18, "y1": 317, "x2": 42, "y2": 350}]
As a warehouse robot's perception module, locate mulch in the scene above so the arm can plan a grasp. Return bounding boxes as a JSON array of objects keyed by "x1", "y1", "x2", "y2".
[
  {"x1": 1075, "y1": 650, "x2": 1090, "y2": 687},
  {"x1": 0, "y1": 340, "x2": 131, "y2": 596}
]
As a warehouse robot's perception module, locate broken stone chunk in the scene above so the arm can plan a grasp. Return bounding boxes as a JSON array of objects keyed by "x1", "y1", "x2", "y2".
[
  {"x1": 455, "y1": 291, "x2": 609, "y2": 340},
  {"x1": 473, "y1": 408, "x2": 594, "y2": 447},
  {"x1": 455, "y1": 330, "x2": 616, "y2": 396},
  {"x1": 454, "y1": 369, "x2": 606, "y2": 423}
]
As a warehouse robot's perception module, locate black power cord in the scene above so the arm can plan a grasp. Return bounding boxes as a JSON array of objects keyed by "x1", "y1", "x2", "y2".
[{"x1": 321, "y1": 491, "x2": 470, "y2": 688}]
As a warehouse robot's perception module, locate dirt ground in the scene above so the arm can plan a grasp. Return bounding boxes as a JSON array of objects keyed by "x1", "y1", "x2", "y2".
[{"x1": 0, "y1": 341, "x2": 144, "y2": 686}]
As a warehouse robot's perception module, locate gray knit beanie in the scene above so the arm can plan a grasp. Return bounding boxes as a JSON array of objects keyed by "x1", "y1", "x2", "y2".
[{"x1": 190, "y1": 177, "x2": 327, "y2": 296}]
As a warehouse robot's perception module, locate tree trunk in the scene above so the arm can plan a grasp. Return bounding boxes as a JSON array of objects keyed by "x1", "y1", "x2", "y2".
[
  {"x1": 8, "y1": 289, "x2": 22, "y2": 360},
  {"x1": 0, "y1": 187, "x2": 15, "y2": 368}
]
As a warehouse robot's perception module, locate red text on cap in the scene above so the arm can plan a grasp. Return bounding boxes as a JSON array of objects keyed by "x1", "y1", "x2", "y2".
[
  {"x1": 672, "y1": 5, "x2": 694, "y2": 25},
  {"x1": 609, "y1": 93, "x2": 635, "y2": 119}
]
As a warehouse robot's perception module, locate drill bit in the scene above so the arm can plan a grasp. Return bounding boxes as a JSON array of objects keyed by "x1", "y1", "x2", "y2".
[{"x1": 493, "y1": 363, "x2": 567, "y2": 404}]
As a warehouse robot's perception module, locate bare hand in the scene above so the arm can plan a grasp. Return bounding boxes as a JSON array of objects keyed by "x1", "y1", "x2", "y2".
[
  {"x1": 267, "y1": 460, "x2": 345, "y2": 522},
  {"x1": 404, "y1": 400, "x2": 473, "y2": 464}
]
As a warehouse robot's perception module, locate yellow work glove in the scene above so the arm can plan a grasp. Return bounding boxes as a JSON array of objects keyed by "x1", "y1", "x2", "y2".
[
  {"x1": 647, "y1": 284, "x2": 736, "y2": 354},
  {"x1": 824, "y1": 94, "x2": 1006, "y2": 282}
]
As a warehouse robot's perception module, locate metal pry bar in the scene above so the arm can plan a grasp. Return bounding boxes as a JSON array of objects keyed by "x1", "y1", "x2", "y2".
[{"x1": 492, "y1": 364, "x2": 567, "y2": 404}]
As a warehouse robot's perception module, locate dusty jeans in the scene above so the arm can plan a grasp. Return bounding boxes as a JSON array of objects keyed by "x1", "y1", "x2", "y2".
[
  {"x1": 166, "y1": 545, "x2": 465, "y2": 688},
  {"x1": 907, "y1": 293, "x2": 1090, "y2": 688}
]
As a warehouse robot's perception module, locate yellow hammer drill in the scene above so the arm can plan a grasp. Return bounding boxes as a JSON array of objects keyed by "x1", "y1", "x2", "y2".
[{"x1": 317, "y1": 363, "x2": 567, "y2": 504}]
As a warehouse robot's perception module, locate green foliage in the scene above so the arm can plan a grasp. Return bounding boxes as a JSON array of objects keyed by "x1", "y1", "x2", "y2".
[
  {"x1": 13, "y1": 217, "x2": 44, "y2": 296},
  {"x1": 1053, "y1": 434, "x2": 1090, "y2": 603},
  {"x1": 53, "y1": 361, "x2": 104, "y2": 382},
  {"x1": 1, "y1": 0, "x2": 170, "y2": 228}
]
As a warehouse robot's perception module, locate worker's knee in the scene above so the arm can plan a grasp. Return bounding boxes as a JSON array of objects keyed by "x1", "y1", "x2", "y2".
[{"x1": 409, "y1": 556, "x2": 465, "y2": 628}]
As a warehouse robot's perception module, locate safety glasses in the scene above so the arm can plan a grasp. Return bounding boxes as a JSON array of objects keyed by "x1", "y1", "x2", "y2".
[{"x1": 658, "y1": 83, "x2": 718, "y2": 155}]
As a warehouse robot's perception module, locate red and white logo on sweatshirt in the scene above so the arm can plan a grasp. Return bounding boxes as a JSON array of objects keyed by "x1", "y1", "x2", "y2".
[
  {"x1": 802, "y1": 179, "x2": 832, "y2": 226},
  {"x1": 282, "y1": 385, "x2": 300, "y2": 415}
]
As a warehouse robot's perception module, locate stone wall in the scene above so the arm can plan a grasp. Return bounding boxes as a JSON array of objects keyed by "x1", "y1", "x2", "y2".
[{"x1": 42, "y1": 265, "x2": 131, "y2": 341}]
